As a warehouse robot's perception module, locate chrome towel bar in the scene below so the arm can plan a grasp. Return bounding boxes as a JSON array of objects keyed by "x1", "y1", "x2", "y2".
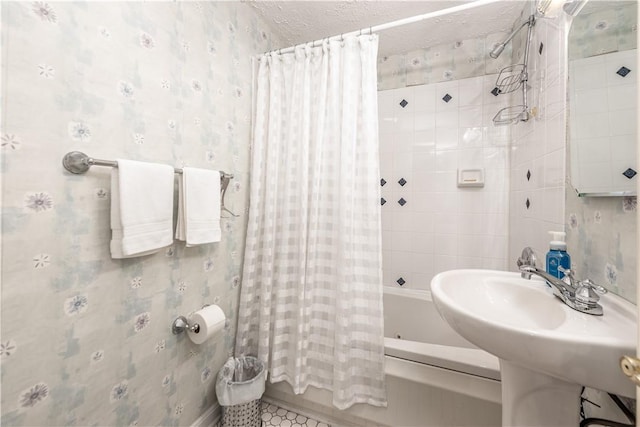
[
  {"x1": 62, "y1": 151, "x2": 234, "y2": 180},
  {"x1": 62, "y1": 151, "x2": 238, "y2": 216}
]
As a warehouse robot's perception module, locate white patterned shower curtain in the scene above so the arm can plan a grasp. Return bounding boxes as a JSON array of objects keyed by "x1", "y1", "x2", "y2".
[{"x1": 235, "y1": 35, "x2": 386, "y2": 410}]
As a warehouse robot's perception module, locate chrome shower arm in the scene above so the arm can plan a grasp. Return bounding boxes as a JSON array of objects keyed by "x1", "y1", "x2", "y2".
[{"x1": 490, "y1": 15, "x2": 535, "y2": 59}]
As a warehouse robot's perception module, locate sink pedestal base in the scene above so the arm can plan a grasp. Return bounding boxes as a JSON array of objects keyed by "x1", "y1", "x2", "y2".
[{"x1": 500, "y1": 360, "x2": 582, "y2": 427}]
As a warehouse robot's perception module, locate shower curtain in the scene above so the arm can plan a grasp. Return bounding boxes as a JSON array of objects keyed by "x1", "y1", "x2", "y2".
[{"x1": 235, "y1": 35, "x2": 386, "y2": 410}]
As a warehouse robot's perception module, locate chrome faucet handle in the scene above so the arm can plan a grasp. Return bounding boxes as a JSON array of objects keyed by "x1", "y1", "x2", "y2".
[
  {"x1": 558, "y1": 266, "x2": 577, "y2": 287},
  {"x1": 580, "y1": 279, "x2": 607, "y2": 294},
  {"x1": 574, "y1": 279, "x2": 607, "y2": 307},
  {"x1": 517, "y1": 247, "x2": 538, "y2": 268}
]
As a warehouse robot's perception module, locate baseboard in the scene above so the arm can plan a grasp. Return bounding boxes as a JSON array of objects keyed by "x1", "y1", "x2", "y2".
[{"x1": 191, "y1": 402, "x2": 221, "y2": 427}]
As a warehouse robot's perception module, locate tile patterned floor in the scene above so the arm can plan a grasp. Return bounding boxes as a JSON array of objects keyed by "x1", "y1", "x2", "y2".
[
  {"x1": 216, "y1": 401, "x2": 331, "y2": 427},
  {"x1": 260, "y1": 401, "x2": 331, "y2": 427}
]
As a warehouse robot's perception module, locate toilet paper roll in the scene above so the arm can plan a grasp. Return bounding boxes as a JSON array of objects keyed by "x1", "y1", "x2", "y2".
[{"x1": 187, "y1": 305, "x2": 226, "y2": 345}]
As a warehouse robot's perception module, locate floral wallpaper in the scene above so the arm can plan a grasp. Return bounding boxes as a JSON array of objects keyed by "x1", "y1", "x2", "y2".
[
  {"x1": 568, "y1": 0, "x2": 637, "y2": 60},
  {"x1": 377, "y1": 30, "x2": 517, "y2": 90},
  {"x1": 566, "y1": 195, "x2": 637, "y2": 303},
  {"x1": 565, "y1": 1, "x2": 637, "y2": 304},
  {"x1": 1, "y1": 2, "x2": 277, "y2": 426}
]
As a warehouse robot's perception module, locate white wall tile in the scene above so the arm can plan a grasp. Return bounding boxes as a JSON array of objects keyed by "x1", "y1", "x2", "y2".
[
  {"x1": 458, "y1": 213, "x2": 486, "y2": 235},
  {"x1": 434, "y1": 254, "x2": 458, "y2": 274},
  {"x1": 435, "y1": 128, "x2": 459, "y2": 150},
  {"x1": 458, "y1": 76, "x2": 484, "y2": 106},
  {"x1": 459, "y1": 126, "x2": 484, "y2": 148},
  {"x1": 379, "y1": 78, "x2": 510, "y2": 284},
  {"x1": 413, "y1": 84, "x2": 437, "y2": 112},
  {"x1": 433, "y1": 212, "x2": 460, "y2": 235},
  {"x1": 411, "y1": 232, "x2": 434, "y2": 254},
  {"x1": 459, "y1": 106, "x2": 483, "y2": 128},
  {"x1": 413, "y1": 130, "x2": 436, "y2": 151},
  {"x1": 410, "y1": 211, "x2": 435, "y2": 233},
  {"x1": 435, "y1": 148, "x2": 459, "y2": 170},
  {"x1": 392, "y1": 231, "x2": 413, "y2": 252},
  {"x1": 414, "y1": 111, "x2": 436, "y2": 131}
]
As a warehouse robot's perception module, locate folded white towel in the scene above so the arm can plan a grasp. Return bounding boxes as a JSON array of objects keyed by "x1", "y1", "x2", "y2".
[
  {"x1": 110, "y1": 159, "x2": 175, "y2": 258},
  {"x1": 176, "y1": 167, "x2": 221, "y2": 246}
]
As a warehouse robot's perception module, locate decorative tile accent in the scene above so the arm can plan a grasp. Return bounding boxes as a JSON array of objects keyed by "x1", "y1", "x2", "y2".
[
  {"x1": 399, "y1": 99, "x2": 408, "y2": 108},
  {"x1": 526, "y1": 170, "x2": 531, "y2": 181},
  {"x1": 398, "y1": 178, "x2": 407, "y2": 186},
  {"x1": 616, "y1": 66, "x2": 631, "y2": 77},
  {"x1": 381, "y1": 197, "x2": 387, "y2": 206},
  {"x1": 380, "y1": 178, "x2": 387, "y2": 186},
  {"x1": 539, "y1": 42, "x2": 544, "y2": 55},
  {"x1": 622, "y1": 168, "x2": 637, "y2": 179},
  {"x1": 398, "y1": 197, "x2": 407, "y2": 206},
  {"x1": 442, "y1": 93, "x2": 452, "y2": 103},
  {"x1": 491, "y1": 87, "x2": 500, "y2": 96},
  {"x1": 396, "y1": 277, "x2": 406, "y2": 286},
  {"x1": 525, "y1": 198, "x2": 531, "y2": 209}
]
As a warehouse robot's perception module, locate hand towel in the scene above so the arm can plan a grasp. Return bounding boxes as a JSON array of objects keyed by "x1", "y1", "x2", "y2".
[
  {"x1": 176, "y1": 167, "x2": 221, "y2": 246},
  {"x1": 110, "y1": 159, "x2": 175, "y2": 258}
]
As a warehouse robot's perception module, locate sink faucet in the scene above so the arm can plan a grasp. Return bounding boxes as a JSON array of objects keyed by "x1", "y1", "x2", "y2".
[{"x1": 517, "y1": 247, "x2": 606, "y2": 316}]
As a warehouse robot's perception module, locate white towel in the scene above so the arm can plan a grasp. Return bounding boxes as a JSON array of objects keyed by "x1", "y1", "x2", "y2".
[
  {"x1": 176, "y1": 167, "x2": 221, "y2": 246},
  {"x1": 110, "y1": 159, "x2": 175, "y2": 258}
]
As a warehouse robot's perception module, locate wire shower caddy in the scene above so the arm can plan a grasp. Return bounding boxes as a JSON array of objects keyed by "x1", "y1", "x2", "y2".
[{"x1": 493, "y1": 15, "x2": 536, "y2": 126}]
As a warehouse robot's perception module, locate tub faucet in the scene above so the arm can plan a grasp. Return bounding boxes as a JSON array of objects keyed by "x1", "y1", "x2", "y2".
[{"x1": 517, "y1": 247, "x2": 606, "y2": 316}]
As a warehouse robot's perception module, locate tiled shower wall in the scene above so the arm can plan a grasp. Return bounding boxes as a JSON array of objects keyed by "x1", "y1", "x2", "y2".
[
  {"x1": 378, "y1": 76, "x2": 511, "y2": 290},
  {"x1": 507, "y1": 13, "x2": 567, "y2": 266}
]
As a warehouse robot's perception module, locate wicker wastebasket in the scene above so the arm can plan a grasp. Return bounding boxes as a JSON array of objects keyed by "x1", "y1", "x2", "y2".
[{"x1": 216, "y1": 356, "x2": 266, "y2": 427}]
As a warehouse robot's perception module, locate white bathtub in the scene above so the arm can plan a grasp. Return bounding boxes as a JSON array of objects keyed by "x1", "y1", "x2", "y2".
[
  {"x1": 383, "y1": 286, "x2": 501, "y2": 402},
  {"x1": 265, "y1": 287, "x2": 502, "y2": 426}
]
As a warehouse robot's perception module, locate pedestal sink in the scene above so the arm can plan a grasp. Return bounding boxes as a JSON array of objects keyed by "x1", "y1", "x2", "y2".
[{"x1": 430, "y1": 269, "x2": 637, "y2": 427}]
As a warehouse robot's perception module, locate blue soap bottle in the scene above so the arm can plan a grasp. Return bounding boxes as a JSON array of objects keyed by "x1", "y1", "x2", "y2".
[{"x1": 546, "y1": 231, "x2": 571, "y2": 279}]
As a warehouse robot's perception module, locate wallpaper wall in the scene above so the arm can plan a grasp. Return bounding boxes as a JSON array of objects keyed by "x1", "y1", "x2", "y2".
[
  {"x1": 1, "y1": 2, "x2": 276, "y2": 426},
  {"x1": 377, "y1": 30, "x2": 516, "y2": 91},
  {"x1": 565, "y1": 2, "x2": 637, "y2": 304},
  {"x1": 568, "y1": 1, "x2": 637, "y2": 60}
]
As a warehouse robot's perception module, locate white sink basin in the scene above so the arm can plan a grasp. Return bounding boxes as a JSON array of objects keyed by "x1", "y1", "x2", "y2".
[{"x1": 431, "y1": 269, "x2": 637, "y2": 426}]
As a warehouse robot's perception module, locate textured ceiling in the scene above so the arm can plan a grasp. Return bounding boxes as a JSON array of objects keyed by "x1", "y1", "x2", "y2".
[{"x1": 247, "y1": 1, "x2": 529, "y2": 56}]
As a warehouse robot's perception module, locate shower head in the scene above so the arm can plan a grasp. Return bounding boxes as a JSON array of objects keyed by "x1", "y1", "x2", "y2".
[
  {"x1": 489, "y1": 15, "x2": 535, "y2": 60},
  {"x1": 489, "y1": 43, "x2": 506, "y2": 59}
]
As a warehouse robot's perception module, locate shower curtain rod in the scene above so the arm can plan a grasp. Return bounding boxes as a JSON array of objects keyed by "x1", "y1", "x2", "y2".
[{"x1": 266, "y1": 0, "x2": 503, "y2": 55}]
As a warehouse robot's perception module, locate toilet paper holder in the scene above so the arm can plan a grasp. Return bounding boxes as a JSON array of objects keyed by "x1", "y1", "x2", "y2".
[
  {"x1": 171, "y1": 304, "x2": 210, "y2": 335},
  {"x1": 172, "y1": 316, "x2": 200, "y2": 335}
]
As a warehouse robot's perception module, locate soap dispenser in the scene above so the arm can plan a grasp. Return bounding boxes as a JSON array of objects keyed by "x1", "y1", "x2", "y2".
[{"x1": 546, "y1": 231, "x2": 571, "y2": 279}]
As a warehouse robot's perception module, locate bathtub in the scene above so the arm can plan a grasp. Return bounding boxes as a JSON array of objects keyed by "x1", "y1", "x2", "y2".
[
  {"x1": 383, "y1": 286, "x2": 501, "y2": 403},
  {"x1": 265, "y1": 286, "x2": 502, "y2": 426}
]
